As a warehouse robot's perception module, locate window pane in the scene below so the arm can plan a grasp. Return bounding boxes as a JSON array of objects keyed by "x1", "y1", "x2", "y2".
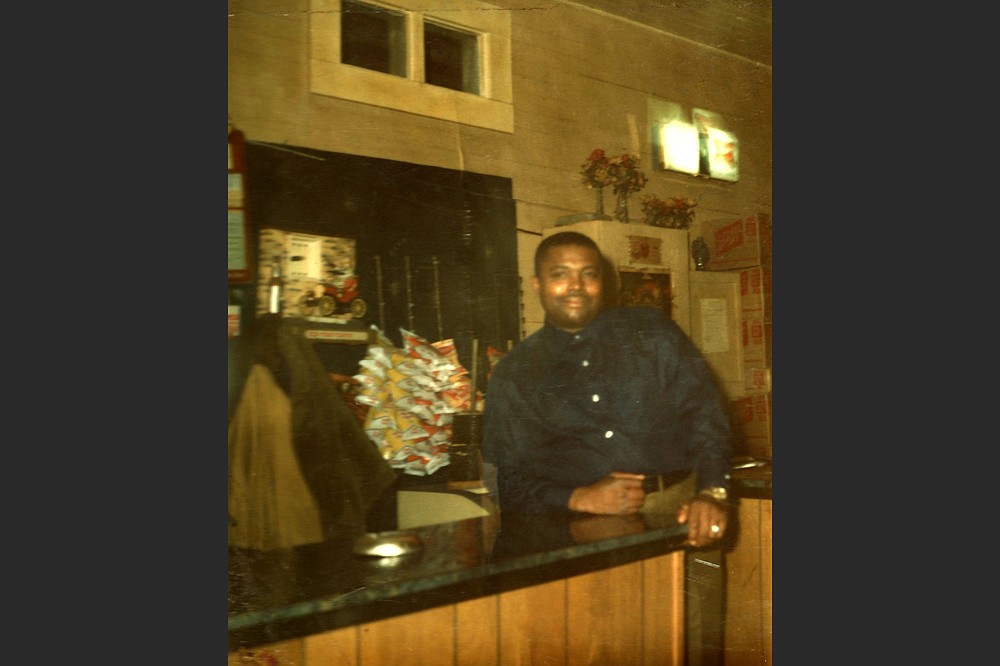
[
  {"x1": 424, "y1": 21, "x2": 480, "y2": 95},
  {"x1": 341, "y1": 0, "x2": 406, "y2": 77}
]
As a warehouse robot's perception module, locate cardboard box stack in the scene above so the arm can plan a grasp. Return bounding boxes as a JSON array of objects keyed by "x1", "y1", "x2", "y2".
[
  {"x1": 702, "y1": 214, "x2": 771, "y2": 272},
  {"x1": 700, "y1": 214, "x2": 772, "y2": 459},
  {"x1": 730, "y1": 392, "x2": 772, "y2": 460}
]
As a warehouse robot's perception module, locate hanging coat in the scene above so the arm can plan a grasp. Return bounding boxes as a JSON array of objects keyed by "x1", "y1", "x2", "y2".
[
  {"x1": 229, "y1": 315, "x2": 399, "y2": 549},
  {"x1": 228, "y1": 362, "x2": 324, "y2": 549}
]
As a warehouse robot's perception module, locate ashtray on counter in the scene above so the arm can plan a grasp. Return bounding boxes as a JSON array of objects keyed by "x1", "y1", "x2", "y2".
[
  {"x1": 352, "y1": 531, "x2": 423, "y2": 558},
  {"x1": 731, "y1": 455, "x2": 770, "y2": 470}
]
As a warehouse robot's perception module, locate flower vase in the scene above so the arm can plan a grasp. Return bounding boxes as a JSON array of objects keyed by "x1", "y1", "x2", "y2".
[
  {"x1": 614, "y1": 191, "x2": 630, "y2": 223},
  {"x1": 594, "y1": 186, "x2": 605, "y2": 216}
]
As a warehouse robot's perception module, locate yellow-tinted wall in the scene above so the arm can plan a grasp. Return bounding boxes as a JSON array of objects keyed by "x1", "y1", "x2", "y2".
[{"x1": 228, "y1": 0, "x2": 771, "y2": 333}]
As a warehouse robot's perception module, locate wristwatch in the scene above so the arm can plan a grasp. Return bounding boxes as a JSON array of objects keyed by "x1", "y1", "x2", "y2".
[{"x1": 698, "y1": 486, "x2": 728, "y2": 502}]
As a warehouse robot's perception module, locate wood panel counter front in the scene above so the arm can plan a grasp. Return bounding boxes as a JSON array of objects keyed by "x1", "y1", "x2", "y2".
[
  {"x1": 229, "y1": 506, "x2": 693, "y2": 664},
  {"x1": 725, "y1": 466, "x2": 773, "y2": 665}
]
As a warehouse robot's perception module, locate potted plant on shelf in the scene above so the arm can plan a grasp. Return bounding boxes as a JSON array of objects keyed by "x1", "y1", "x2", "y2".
[{"x1": 639, "y1": 195, "x2": 697, "y2": 229}]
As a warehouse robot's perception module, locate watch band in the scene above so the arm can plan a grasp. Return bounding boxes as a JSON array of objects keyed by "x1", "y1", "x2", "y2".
[{"x1": 698, "y1": 486, "x2": 728, "y2": 502}]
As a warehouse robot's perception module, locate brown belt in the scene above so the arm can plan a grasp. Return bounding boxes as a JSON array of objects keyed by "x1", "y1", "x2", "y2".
[{"x1": 641, "y1": 470, "x2": 691, "y2": 494}]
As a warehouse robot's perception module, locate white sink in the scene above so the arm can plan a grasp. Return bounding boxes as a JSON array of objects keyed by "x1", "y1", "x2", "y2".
[{"x1": 397, "y1": 489, "x2": 494, "y2": 529}]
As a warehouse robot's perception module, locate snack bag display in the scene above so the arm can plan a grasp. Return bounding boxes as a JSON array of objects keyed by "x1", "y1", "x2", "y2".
[
  {"x1": 485, "y1": 344, "x2": 505, "y2": 381},
  {"x1": 354, "y1": 327, "x2": 483, "y2": 475}
]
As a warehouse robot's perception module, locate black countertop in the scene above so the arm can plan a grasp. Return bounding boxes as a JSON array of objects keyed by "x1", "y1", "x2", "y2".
[
  {"x1": 730, "y1": 463, "x2": 772, "y2": 500},
  {"x1": 228, "y1": 472, "x2": 771, "y2": 652},
  {"x1": 229, "y1": 494, "x2": 689, "y2": 651}
]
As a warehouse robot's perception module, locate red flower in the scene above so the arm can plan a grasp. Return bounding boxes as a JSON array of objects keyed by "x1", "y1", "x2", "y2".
[{"x1": 580, "y1": 149, "x2": 647, "y2": 195}]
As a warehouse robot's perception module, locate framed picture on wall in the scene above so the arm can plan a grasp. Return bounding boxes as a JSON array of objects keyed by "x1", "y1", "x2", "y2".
[
  {"x1": 693, "y1": 108, "x2": 739, "y2": 182},
  {"x1": 617, "y1": 270, "x2": 673, "y2": 320}
]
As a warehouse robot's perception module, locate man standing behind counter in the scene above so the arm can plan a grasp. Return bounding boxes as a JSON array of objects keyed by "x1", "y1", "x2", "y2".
[{"x1": 482, "y1": 230, "x2": 732, "y2": 548}]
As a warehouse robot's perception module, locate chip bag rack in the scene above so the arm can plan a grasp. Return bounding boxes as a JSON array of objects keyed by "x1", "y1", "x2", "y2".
[{"x1": 354, "y1": 327, "x2": 485, "y2": 476}]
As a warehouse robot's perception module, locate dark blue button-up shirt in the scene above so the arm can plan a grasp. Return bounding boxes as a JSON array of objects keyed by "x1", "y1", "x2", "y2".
[{"x1": 482, "y1": 306, "x2": 732, "y2": 513}]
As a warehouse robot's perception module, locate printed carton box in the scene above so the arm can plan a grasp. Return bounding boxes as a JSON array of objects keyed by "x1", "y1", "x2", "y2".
[
  {"x1": 737, "y1": 265, "x2": 772, "y2": 322},
  {"x1": 732, "y1": 392, "x2": 772, "y2": 459},
  {"x1": 740, "y1": 318, "x2": 770, "y2": 367},
  {"x1": 702, "y1": 214, "x2": 771, "y2": 271},
  {"x1": 743, "y1": 366, "x2": 771, "y2": 395}
]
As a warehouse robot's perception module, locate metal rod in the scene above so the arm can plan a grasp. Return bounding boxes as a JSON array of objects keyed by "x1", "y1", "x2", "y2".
[
  {"x1": 518, "y1": 276, "x2": 526, "y2": 341},
  {"x1": 404, "y1": 255, "x2": 414, "y2": 331},
  {"x1": 374, "y1": 254, "x2": 386, "y2": 332},
  {"x1": 492, "y1": 274, "x2": 501, "y2": 346},
  {"x1": 432, "y1": 256, "x2": 444, "y2": 342},
  {"x1": 470, "y1": 338, "x2": 479, "y2": 412}
]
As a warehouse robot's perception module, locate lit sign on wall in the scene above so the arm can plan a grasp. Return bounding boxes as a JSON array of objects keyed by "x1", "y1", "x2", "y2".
[
  {"x1": 658, "y1": 119, "x2": 700, "y2": 176},
  {"x1": 654, "y1": 105, "x2": 738, "y2": 182}
]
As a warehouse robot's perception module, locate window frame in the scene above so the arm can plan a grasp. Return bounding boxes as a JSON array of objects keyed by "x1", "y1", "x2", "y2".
[
  {"x1": 423, "y1": 18, "x2": 481, "y2": 95},
  {"x1": 339, "y1": 0, "x2": 409, "y2": 78},
  {"x1": 310, "y1": 0, "x2": 513, "y2": 133}
]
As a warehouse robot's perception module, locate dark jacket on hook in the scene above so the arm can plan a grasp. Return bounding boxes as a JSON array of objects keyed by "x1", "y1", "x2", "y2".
[{"x1": 229, "y1": 314, "x2": 399, "y2": 545}]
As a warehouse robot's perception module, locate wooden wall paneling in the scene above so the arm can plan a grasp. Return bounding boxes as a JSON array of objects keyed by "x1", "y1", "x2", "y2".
[
  {"x1": 231, "y1": 550, "x2": 694, "y2": 665},
  {"x1": 642, "y1": 551, "x2": 686, "y2": 665},
  {"x1": 513, "y1": 3, "x2": 604, "y2": 47},
  {"x1": 511, "y1": 47, "x2": 650, "y2": 147},
  {"x1": 228, "y1": 637, "x2": 304, "y2": 666},
  {"x1": 304, "y1": 625, "x2": 358, "y2": 665},
  {"x1": 230, "y1": 0, "x2": 771, "y2": 236},
  {"x1": 228, "y1": 6, "x2": 307, "y2": 123},
  {"x1": 724, "y1": 499, "x2": 764, "y2": 666},
  {"x1": 567, "y1": 0, "x2": 772, "y2": 67},
  {"x1": 327, "y1": 99, "x2": 511, "y2": 178},
  {"x1": 761, "y1": 499, "x2": 772, "y2": 665},
  {"x1": 358, "y1": 604, "x2": 455, "y2": 666},
  {"x1": 455, "y1": 595, "x2": 500, "y2": 666},
  {"x1": 498, "y1": 578, "x2": 567, "y2": 665},
  {"x1": 513, "y1": 9, "x2": 711, "y2": 110},
  {"x1": 506, "y1": 150, "x2": 587, "y2": 217},
  {"x1": 566, "y1": 560, "x2": 645, "y2": 664}
]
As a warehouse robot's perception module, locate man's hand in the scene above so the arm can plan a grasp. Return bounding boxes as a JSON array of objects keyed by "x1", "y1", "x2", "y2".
[
  {"x1": 569, "y1": 513, "x2": 646, "y2": 543},
  {"x1": 568, "y1": 472, "x2": 646, "y2": 514},
  {"x1": 677, "y1": 496, "x2": 728, "y2": 547}
]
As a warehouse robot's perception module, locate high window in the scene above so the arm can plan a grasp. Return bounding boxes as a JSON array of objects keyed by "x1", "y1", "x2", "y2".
[
  {"x1": 340, "y1": 1, "x2": 407, "y2": 78},
  {"x1": 423, "y1": 21, "x2": 480, "y2": 94},
  {"x1": 310, "y1": 0, "x2": 512, "y2": 133}
]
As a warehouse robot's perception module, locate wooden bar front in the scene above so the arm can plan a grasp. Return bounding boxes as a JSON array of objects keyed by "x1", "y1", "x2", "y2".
[{"x1": 229, "y1": 550, "x2": 685, "y2": 665}]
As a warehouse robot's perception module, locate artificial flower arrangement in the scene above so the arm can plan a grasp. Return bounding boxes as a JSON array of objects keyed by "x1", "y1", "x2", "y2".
[
  {"x1": 639, "y1": 194, "x2": 697, "y2": 229},
  {"x1": 580, "y1": 149, "x2": 649, "y2": 197},
  {"x1": 580, "y1": 148, "x2": 612, "y2": 190}
]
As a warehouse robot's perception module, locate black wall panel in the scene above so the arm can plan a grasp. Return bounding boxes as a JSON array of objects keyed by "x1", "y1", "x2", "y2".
[{"x1": 242, "y1": 142, "x2": 520, "y2": 385}]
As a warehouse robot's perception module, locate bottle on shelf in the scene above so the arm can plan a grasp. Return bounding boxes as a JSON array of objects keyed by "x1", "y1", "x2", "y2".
[
  {"x1": 268, "y1": 258, "x2": 284, "y2": 314},
  {"x1": 228, "y1": 288, "x2": 242, "y2": 338}
]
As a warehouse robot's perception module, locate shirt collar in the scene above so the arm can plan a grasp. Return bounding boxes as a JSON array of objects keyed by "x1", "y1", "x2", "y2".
[{"x1": 540, "y1": 309, "x2": 611, "y2": 343}]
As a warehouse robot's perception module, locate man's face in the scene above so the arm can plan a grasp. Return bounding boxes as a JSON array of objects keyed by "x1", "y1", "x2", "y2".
[{"x1": 532, "y1": 243, "x2": 604, "y2": 332}]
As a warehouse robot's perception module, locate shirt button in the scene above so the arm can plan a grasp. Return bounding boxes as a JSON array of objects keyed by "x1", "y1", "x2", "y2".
[
  {"x1": 581, "y1": 359, "x2": 590, "y2": 367},
  {"x1": 604, "y1": 430, "x2": 613, "y2": 438},
  {"x1": 592, "y1": 394, "x2": 600, "y2": 402},
  {"x1": 574, "y1": 334, "x2": 581, "y2": 340}
]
